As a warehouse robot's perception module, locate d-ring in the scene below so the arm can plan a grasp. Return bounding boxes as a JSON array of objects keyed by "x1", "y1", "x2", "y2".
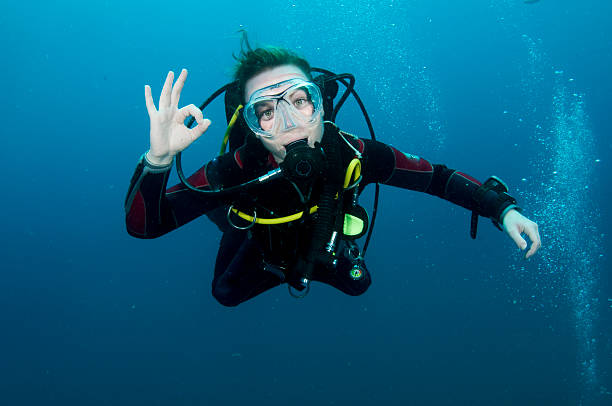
[
  {"x1": 288, "y1": 280, "x2": 311, "y2": 298},
  {"x1": 227, "y1": 205, "x2": 257, "y2": 230}
]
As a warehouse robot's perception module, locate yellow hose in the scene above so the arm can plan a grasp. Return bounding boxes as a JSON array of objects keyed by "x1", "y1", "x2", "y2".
[{"x1": 220, "y1": 105, "x2": 243, "y2": 155}]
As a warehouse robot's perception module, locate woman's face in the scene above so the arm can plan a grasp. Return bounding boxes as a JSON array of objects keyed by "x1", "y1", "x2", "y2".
[{"x1": 244, "y1": 65, "x2": 324, "y2": 163}]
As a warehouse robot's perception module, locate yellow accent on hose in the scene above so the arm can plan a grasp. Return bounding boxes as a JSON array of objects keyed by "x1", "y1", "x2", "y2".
[
  {"x1": 232, "y1": 205, "x2": 319, "y2": 225},
  {"x1": 344, "y1": 158, "x2": 361, "y2": 189},
  {"x1": 220, "y1": 105, "x2": 243, "y2": 155}
]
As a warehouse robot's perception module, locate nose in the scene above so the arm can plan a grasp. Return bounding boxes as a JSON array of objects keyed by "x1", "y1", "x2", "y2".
[{"x1": 274, "y1": 101, "x2": 297, "y2": 132}]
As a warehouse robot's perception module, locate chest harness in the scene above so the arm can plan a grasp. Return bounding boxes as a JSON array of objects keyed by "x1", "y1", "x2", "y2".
[{"x1": 175, "y1": 68, "x2": 379, "y2": 297}]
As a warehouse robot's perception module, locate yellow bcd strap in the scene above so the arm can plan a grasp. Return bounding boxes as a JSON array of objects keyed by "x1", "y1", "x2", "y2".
[
  {"x1": 232, "y1": 158, "x2": 362, "y2": 225},
  {"x1": 231, "y1": 205, "x2": 319, "y2": 225}
]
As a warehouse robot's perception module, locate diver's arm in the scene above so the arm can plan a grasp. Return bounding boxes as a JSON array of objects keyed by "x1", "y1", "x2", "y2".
[
  {"x1": 424, "y1": 164, "x2": 520, "y2": 228},
  {"x1": 359, "y1": 139, "x2": 519, "y2": 228},
  {"x1": 425, "y1": 168, "x2": 540, "y2": 256},
  {"x1": 126, "y1": 68, "x2": 224, "y2": 238},
  {"x1": 359, "y1": 139, "x2": 540, "y2": 256},
  {"x1": 124, "y1": 153, "x2": 227, "y2": 238}
]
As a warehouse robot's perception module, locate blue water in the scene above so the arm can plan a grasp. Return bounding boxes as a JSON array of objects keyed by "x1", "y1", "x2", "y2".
[{"x1": 2, "y1": 1, "x2": 610, "y2": 405}]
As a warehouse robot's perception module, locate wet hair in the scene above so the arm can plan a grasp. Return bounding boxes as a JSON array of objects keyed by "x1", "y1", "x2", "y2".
[{"x1": 233, "y1": 31, "x2": 312, "y2": 102}]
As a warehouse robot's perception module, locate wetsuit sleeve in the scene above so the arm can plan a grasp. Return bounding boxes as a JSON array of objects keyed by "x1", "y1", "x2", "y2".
[
  {"x1": 124, "y1": 153, "x2": 230, "y2": 238},
  {"x1": 357, "y1": 139, "x2": 520, "y2": 227}
]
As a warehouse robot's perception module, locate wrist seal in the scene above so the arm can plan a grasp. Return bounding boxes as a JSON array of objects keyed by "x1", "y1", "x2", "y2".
[{"x1": 470, "y1": 176, "x2": 520, "y2": 239}]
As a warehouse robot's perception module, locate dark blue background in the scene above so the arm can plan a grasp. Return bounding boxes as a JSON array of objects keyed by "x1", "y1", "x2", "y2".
[{"x1": 2, "y1": 1, "x2": 610, "y2": 405}]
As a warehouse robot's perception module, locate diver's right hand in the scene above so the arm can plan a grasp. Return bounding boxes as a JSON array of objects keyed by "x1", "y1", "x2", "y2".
[{"x1": 144, "y1": 69, "x2": 211, "y2": 166}]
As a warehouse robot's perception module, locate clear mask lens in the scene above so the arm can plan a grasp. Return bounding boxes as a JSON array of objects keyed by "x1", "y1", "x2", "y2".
[{"x1": 244, "y1": 78, "x2": 323, "y2": 138}]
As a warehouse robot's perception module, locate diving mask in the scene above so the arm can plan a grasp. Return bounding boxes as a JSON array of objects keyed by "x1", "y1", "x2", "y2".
[{"x1": 243, "y1": 78, "x2": 323, "y2": 138}]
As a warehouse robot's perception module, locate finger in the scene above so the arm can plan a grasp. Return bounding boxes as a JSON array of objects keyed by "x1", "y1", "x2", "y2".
[
  {"x1": 176, "y1": 104, "x2": 204, "y2": 124},
  {"x1": 524, "y1": 224, "x2": 541, "y2": 259},
  {"x1": 183, "y1": 105, "x2": 211, "y2": 139},
  {"x1": 144, "y1": 85, "x2": 157, "y2": 115},
  {"x1": 171, "y1": 68, "x2": 188, "y2": 108},
  {"x1": 508, "y1": 227, "x2": 528, "y2": 251},
  {"x1": 159, "y1": 71, "x2": 174, "y2": 108}
]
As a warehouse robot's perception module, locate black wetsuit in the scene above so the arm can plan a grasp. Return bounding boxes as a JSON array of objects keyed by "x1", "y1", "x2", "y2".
[{"x1": 125, "y1": 122, "x2": 518, "y2": 306}]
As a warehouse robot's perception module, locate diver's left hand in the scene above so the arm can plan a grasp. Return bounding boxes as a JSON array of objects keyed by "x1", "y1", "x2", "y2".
[{"x1": 502, "y1": 209, "x2": 541, "y2": 259}]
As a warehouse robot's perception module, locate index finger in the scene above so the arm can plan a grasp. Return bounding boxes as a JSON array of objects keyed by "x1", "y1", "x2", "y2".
[{"x1": 171, "y1": 68, "x2": 188, "y2": 108}]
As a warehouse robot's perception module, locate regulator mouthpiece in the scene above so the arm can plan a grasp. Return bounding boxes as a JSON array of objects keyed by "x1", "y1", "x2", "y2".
[{"x1": 281, "y1": 140, "x2": 325, "y2": 182}]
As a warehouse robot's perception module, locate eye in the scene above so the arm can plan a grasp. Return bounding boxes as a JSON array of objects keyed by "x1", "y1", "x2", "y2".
[
  {"x1": 255, "y1": 100, "x2": 275, "y2": 121},
  {"x1": 258, "y1": 108, "x2": 274, "y2": 121},
  {"x1": 291, "y1": 89, "x2": 312, "y2": 109}
]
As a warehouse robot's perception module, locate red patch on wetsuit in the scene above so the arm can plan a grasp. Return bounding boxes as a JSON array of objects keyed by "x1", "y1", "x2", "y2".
[
  {"x1": 355, "y1": 139, "x2": 365, "y2": 154},
  {"x1": 234, "y1": 149, "x2": 244, "y2": 169},
  {"x1": 167, "y1": 166, "x2": 210, "y2": 192},
  {"x1": 127, "y1": 190, "x2": 146, "y2": 235},
  {"x1": 392, "y1": 147, "x2": 432, "y2": 172},
  {"x1": 456, "y1": 171, "x2": 481, "y2": 186}
]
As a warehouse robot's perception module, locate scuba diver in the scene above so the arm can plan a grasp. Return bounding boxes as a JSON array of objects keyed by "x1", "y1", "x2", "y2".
[{"x1": 124, "y1": 40, "x2": 541, "y2": 307}]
